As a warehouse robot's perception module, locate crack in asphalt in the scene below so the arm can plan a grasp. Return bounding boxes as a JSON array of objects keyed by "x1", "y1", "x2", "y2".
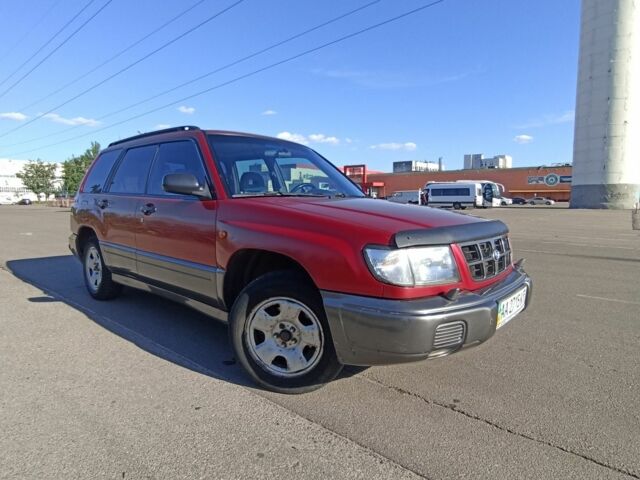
[
  {"x1": 3, "y1": 258, "x2": 634, "y2": 479},
  {"x1": 259, "y1": 403, "x2": 433, "y2": 480},
  {"x1": 361, "y1": 374, "x2": 639, "y2": 479}
]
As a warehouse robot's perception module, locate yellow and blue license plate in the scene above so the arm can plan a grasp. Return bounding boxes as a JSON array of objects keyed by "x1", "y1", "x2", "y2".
[{"x1": 497, "y1": 286, "x2": 527, "y2": 329}]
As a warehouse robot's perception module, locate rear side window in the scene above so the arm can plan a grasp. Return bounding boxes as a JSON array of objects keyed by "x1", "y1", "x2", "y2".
[
  {"x1": 147, "y1": 141, "x2": 207, "y2": 196},
  {"x1": 81, "y1": 149, "x2": 121, "y2": 194},
  {"x1": 430, "y1": 187, "x2": 470, "y2": 196},
  {"x1": 108, "y1": 145, "x2": 157, "y2": 194}
]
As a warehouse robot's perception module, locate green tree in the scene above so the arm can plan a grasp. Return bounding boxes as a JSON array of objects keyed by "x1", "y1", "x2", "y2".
[
  {"x1": 62, "y1": 141, "x2": 101, "y2": 195},
  {"x1": 16, "y1": 160, "x2": 58, "y2": 201}
]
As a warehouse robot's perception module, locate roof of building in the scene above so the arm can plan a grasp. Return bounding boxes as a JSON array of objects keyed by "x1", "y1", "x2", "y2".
[{"x1": 368, "y1": 164, "x2": 572, "y2": 177}]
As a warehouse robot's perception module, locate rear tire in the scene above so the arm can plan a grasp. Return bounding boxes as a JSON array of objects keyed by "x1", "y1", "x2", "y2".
[
  {"x1": 229, "y1": 271, "x2": 343, "y2": 394},
  {"x1": 82, "y1": 238, "x2": 122, "y2": 300},
  {"x1": 453, "y1": 202, "x2": 461, "y2": 210}
]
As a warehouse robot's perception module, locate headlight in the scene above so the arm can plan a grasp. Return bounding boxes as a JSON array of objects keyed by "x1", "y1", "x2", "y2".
[{"x1": 364, "y1": 246, "x2": 459, "y2": 287}]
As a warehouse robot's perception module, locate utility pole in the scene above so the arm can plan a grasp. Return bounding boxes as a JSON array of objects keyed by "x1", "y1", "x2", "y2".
[{"x1": 571, "y1": 0, "x2": 639, "y2": 208}]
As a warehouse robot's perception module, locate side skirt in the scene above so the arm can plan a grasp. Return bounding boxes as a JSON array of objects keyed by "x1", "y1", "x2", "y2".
[{"x1": 111, "y1": 273, "x2": 228, "y2": 323}]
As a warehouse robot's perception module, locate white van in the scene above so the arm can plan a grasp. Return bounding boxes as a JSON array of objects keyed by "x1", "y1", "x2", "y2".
[
  {"x1": 387, "y1": 190, "x2": 421, "y2": 205},
  {"x1": 424, "y1": 180, "x2": 506, "y2": 209},
  {"x1": 423, "y1": 182, "x2": 483, "y2": 209}
]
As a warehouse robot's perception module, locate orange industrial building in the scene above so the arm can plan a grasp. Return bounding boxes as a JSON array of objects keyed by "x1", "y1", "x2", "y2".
[{"x1": 344, "y1": 165, "x2": 573, "y2": 202}]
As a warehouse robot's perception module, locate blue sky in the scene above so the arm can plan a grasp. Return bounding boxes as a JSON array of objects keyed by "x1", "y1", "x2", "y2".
[{"x1": 0, "y1": 0, "x2": 580, "y2": 171}]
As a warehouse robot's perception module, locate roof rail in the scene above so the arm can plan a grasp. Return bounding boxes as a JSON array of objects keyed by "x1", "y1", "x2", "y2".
[{"x1": 108, "y1": 125, "x2": 201, "y2": 147}]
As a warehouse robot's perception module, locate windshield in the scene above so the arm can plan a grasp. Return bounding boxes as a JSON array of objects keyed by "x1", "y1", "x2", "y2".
[
  {"x1": 207, "y1": 134, "x2": 364, "y2": 198},
  {"x1": 481, "y1": 182, "x2": 501, "y2": 199}
]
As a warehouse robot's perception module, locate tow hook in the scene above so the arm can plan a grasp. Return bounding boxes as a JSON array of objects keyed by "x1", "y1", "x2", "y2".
[{"x1": 442, "y1": 288, "x2": 461, "y2": 302}]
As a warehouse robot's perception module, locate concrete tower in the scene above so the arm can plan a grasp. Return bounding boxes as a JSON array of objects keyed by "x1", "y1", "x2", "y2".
[{"x1": 571, "y1": 0, "x2": 639, "y2": 209}]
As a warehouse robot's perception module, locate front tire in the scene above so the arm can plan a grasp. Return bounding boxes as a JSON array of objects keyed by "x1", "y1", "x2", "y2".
[
  {"x1": 229, "y1": 271, "x2": 343, "y2": 394},
  {"x1": 82, "y1": 239, "x2": 122, "y2": 300}
]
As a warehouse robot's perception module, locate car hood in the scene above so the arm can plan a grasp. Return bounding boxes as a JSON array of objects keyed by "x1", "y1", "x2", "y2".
[{"x1": 259, "y1": 197, "x2": 486, "y2": 235}]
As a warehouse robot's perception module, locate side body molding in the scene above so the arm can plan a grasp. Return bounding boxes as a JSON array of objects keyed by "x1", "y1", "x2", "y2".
[{"x1": 100, "y1": 240, "x2": 226, "y2": 315}]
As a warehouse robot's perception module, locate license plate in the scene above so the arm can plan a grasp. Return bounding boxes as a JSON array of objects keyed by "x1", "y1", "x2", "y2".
[{"x1": 497, "y1": 286, "x2": 527, "y2": 329}]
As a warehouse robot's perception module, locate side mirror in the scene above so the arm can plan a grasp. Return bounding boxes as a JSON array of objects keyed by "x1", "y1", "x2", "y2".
[{"x1": 162, "y1": 173, "x2": 211, "y2": 198}]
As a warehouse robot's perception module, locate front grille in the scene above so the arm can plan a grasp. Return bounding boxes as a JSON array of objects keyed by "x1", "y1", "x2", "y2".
[
  {"x1": 460, "y1": 235, "x2": 511, "y2": 281},
  {"x1": 433, "y1": 321, "x2": 466, "y2": 349}
]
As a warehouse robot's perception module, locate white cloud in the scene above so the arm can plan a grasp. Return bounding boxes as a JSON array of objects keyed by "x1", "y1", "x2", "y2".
[
  {"x1": 308, "y1": 133, "x2": 339, "y2": 145},
  {"x1": 515, "y1": 111, "x2": 574, "y2": 129},
  {"x1": 345, "y1": 138, "x2": 353, "y2": 144},
  {"x1": 154, "y1": 124, "x2": 171, "y2": 129},
  {"x1": 552, "y1": 111, "x2": 574, "y2": 123},
  {"x1": 43, "y1": 113, "x2": 99, "y2": 126},
  {"x1": 277, "y1": 131, "x2": 309, "y2": 144},
  {"x1": 261, "y1": 109, "x2": 277, "y2": 116},
  {"x1": 315, "y1": 69, "x2": 420, "y2": 89},
  {"x1": 514, "y1": 134, "x2": 534, "y2": 144},
  {"x1": 177, "y1": 105, "x2": 195, "y2": 114},
  {"x1": 369, "y1": 142, "x2": 417, "y2": 152},
  {"x1": 0, "y1": 112, "x2": 28, "y2": 121},
  {"x1": 276, "y1": 131, "x2": 341, "y2": 146}
]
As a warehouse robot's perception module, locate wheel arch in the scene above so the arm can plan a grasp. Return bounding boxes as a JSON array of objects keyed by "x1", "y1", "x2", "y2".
[
  {"x1": 223, "y1": 249, "x2": 317, "y2": 310},
  {"x1": 76, "y1": 226, "x2": 98, "y2": 257}
]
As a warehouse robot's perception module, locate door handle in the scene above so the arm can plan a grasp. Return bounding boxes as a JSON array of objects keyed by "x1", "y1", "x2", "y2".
[
  {"x1": 140, "y1": 203, "x2": 156, "y2": 216},
  {"x1": 97, "y1": 199, "x2": 109, "y2": 209}
]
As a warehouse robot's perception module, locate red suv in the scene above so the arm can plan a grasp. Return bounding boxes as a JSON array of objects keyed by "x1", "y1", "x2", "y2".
[{"x1": 70, "y1": 126, "x2": 532, "y2": 393}]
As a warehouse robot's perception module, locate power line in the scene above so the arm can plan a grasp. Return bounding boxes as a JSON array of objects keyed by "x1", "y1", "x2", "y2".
[
  {"x1": 2, "y1": 0, "x2": 381, "y2": 149},
  {"x1": 0, "y1": 0, "x2": 63, "y2": 64},
  {"x1": 90, "y1": 0, "x2": 382, "y2": 123},
  {"x1": 0, "y1": 0, "x2": 99, "y2": 89},
  {"x1": 0, "y1": 0, "x2": 245, "y2": 138},
  {"x1": 19, "y1": 0, "x2": 209, "y2": 112},
  {"x1": 0, "y1": 0, "x2": 114, "y2": 100},
  {"x1": 2, "y1": 0, "x2": 446, "y2": 158}
]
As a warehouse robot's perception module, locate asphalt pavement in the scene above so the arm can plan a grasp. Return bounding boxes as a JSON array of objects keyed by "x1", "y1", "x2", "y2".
[{"x1": 1, "y1": 204, "x2": 639, "y2": 479}]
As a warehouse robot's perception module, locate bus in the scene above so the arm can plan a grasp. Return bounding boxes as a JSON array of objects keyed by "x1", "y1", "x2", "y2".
[
  {"x1": 423, "y1": 180, "x2": 503, "y2": 209},
  {"x1": 474, "y1": 180, "x2": 505, "y2": 207}
]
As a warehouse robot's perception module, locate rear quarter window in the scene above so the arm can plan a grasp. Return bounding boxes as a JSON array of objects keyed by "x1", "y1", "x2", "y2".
[
  {"x1": 81, "y1": 149, "x2": 121, "y2": 194},
  {"x1": 108, "y1": 145, "x2": 157, "y2": 194}
]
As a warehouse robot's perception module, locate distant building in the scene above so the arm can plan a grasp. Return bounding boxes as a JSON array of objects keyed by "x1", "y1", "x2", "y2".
[
  {"x1": 361, "y1": 165, "x2": 573, "y2": 202},
  {"x1": 0, "y1": 158, "x2": 63, "y2": 201},
  {"x1": 463, "y1": 154, "x2": 483, "y2": 169},
  {"x1": 393, "y1": 160, "x2": 441, "y2": 173},
  {"x1": 463, "y1": 153, "x2": 512, "y2": 170}
]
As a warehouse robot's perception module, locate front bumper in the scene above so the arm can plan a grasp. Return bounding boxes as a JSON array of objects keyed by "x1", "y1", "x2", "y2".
[{"x1": 321, "y1": 267, "x2": 532, "y2": 366}]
